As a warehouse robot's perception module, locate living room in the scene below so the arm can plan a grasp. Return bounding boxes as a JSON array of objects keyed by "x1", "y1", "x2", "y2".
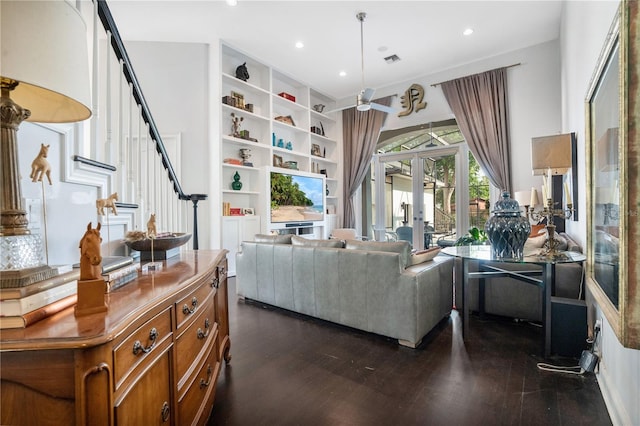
[{"x1": 1, "y1": 1, "x2": 637, "y2": 424}]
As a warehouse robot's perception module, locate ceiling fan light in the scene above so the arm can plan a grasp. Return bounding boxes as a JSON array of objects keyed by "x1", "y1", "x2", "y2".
[{"x1": 356, "y1": 103, "x2": 370, "y2": 112}]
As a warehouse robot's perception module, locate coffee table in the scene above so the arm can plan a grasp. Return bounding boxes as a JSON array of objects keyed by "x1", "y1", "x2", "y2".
[{"x1": 442, "y1": 245, "x2": 586, "y2": 358}]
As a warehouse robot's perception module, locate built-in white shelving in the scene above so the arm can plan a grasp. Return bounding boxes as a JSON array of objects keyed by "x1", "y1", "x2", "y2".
[{"x1": 219, "y1": 43, "x2": 343, "y2": 274}]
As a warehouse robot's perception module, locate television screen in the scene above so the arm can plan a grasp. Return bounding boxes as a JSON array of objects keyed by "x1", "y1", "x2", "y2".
[{"x1": 270, "y1": 170, "x2": 324, "y2": 223}]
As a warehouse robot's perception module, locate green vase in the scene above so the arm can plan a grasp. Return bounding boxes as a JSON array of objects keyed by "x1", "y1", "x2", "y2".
[{"x1": 231, "y1": 171, "x2": 243, "y2": 190}]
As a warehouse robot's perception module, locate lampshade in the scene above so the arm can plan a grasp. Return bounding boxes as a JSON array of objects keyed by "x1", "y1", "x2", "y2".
[
  {"x1": 530, "y1": 134, "x2": 573, "y2": 176},
  {"x1": 1, "y1": 0, "x2": 91, "y2": 122}
]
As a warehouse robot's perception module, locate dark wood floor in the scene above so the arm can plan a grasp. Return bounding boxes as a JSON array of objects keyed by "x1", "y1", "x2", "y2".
[{"x1": 208, "y1": 278, "x2": 611, "y2": 426}]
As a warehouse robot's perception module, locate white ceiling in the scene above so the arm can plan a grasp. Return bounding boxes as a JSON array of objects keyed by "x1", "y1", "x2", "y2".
[{"x1": 108, "y1": 0, "x2": 564, "y2": 100}]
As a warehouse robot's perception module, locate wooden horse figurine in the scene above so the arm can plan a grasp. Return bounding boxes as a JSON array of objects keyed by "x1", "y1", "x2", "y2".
[
  {"x1": 30, "y1": 143, "x2": 52, "y2": 185},
  {"x1": 96, "y1": 192, "x2": 118, "y2": 216},
  {"x1": 147, "y1": 213, "x2": 157, "y2": 238},
  {"x1": 76, "y1": 222, "x2": 107, "y2": 316},
  {"x1": 79, "y1": 222, "x2": 102, "y2": 281}
]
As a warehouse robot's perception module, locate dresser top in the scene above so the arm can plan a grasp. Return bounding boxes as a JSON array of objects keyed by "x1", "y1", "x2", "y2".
[{"x1": 0, "y1": 250, "x2": 227, "y2": 351}]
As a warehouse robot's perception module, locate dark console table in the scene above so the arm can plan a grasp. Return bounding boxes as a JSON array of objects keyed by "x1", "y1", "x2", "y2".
[{"x1": 442, "y1": 246, "x2": 586, "y2": 358}]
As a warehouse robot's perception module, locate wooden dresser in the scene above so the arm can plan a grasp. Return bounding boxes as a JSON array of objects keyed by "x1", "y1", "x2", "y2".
[{"x1": 0, "y1": 250, "x2": 230, "y2": 426}]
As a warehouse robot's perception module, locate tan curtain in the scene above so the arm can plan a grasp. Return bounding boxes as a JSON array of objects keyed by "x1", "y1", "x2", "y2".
[
  {"x1": 342, "y1": 96, "x2": 393, "y2": 227},
  {"x1": 440, "y1": 68, "x2": 512, "y2": 193}
]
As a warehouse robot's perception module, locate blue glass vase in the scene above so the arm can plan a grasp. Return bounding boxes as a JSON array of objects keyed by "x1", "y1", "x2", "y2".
[{"x1": 484, "y1": 191, "x2": 531, "y2": 260}]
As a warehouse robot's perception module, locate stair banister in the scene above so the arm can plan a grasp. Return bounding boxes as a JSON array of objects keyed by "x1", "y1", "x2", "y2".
[{"x1": 94, "y1": 0, "x2": 207, "y2": 249}]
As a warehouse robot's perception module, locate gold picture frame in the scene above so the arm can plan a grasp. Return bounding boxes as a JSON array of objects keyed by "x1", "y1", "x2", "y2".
[
  {"x1": 273, "y1": 154, "x2": 283, "y2": 168},
  {"x1": 585, "y1": 0, "x2": 640, "y2": 349}
]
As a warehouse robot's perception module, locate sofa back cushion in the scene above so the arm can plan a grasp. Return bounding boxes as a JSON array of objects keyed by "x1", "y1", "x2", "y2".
[
  {"x1": 291, "y1": 235, "x2": 344, "y2": 248},
  {"x1": 254, "y1": 234, "x2": 293, "y2": 244},
  {"x1": 345, "y1": 240, "x2": 411, "y2": 268}
]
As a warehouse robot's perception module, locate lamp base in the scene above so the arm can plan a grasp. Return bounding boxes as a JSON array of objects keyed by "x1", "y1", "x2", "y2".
[{"x1": 0, "y1": 233, "x2": 45, "y2": 269}]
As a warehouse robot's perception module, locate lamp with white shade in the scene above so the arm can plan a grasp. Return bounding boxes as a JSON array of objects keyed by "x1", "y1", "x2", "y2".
[{"x1": 1, "y1": 1, "x2": 91, "y2": 275}]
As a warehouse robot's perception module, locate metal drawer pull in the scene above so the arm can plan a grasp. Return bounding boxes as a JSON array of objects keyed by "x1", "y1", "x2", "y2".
[
  {"x1": 197, "y1": 318, "x2": 211, "y2": 339},
  {"x1": 132, "y1": 327, "x2": 158, "y2": 355},
  {"x1": 199, "y1": 365, "x2": 213, "y2": 389},
  {"x1": 211, "y1": 277, "x2": 219, "y2": 288},
  {"x1": 161, "y1": 401, "x2": 170, "y2": 422},
  {"x1": 182, "y1": 297, "x2": 198, "y2": 315}
]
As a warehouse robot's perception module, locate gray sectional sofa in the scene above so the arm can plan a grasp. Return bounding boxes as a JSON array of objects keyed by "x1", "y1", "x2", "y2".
[{"x1": 236, "y1": 235, "x2": 455, "y2": 348}]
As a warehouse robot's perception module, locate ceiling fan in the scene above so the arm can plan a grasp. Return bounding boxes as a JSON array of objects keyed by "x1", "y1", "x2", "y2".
[{"x1": 330, "y1": 12, "x2": 396, "y2": 114}]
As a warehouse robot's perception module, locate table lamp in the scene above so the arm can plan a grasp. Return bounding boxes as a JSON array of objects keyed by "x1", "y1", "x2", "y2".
[{"x1": 1, "y1": 1, "x2": 91, "y2": 276}]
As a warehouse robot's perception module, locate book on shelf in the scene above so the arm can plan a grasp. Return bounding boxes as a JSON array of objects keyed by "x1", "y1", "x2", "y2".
[
  {"x1": 103, "y1": 263, "x2": 140, "y2": 293},
  {"x1": 229, "y1": 207, "x2": 243, "y2": 216},
  {"x1": 0, "y1": 294, "x2": 77, "y2": 329},
  {"x1": 72, "y1": 256, "x2": 134, "y2": 275},
  {"x1": 105, "y1": 270, "x2": 139, "y2": 293},
  {"x1": 102, "y1": 262, "x2": 140, "y2": 282},
  {"x1": 0, "y1": 269, "x2": 79, "y2": 300},
  {"x1": 0, "y1": 280, "x2": 77, "y2": 317},
  {"x1": 0, "y1": 264, "x2": 74, "y2": 289},
  {"x1": 223, "y1": 202, "x2": 231, "y2": 216}
]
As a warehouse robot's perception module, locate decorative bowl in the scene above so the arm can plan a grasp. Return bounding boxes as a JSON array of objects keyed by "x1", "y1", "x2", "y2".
[{"x1": 125, "y1": 233, "x2": 192, "y2": 260}]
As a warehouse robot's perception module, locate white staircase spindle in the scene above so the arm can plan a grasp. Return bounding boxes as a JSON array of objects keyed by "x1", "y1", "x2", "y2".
[
  {"x1": 127, "y1": 83, "x2": 135, "y2": 203},
  {"x1": 105, "y1": 31, "x2": 112, "y2": 164},
  {"x1": 90, "y1": 0, "x2": 99, "y2": 160},
  {"x1": 118, "y1": 59, "x2": 125, "y2": 197}
]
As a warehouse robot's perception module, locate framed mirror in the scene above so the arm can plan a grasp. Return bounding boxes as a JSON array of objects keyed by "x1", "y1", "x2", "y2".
[{"x1": 585, "y1": 0, "x2": 639, "y2": 349}]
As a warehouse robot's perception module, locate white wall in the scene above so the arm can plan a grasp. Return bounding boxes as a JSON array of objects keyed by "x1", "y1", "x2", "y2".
[
  {"x1": 345, "y1": 40, "x2": 561, "y2": 217},
  {"x1": 17, "y1": 123, "x2": 99, "y2": 265},
  {"x1": 125, "y1": 41, "x2": 213, "y2": 248},
  {"x1": 560, "y1": 2, "x2": 639, "y2": 425}
]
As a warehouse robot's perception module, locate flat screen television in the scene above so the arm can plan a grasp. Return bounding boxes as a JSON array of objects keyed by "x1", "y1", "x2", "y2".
[{"x1": 270, "y1": 169, "x2": 325, "y2": 224}]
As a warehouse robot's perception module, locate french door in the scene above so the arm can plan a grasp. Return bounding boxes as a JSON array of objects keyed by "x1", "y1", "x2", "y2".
[{"x1": 373, "y1": 145, "x2": 470, "y2": 250}]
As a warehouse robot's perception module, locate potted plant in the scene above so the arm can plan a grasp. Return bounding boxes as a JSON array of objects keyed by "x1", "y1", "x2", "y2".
[{"x1": 455, "y1": 226, "x2": 489, "y2": 246}]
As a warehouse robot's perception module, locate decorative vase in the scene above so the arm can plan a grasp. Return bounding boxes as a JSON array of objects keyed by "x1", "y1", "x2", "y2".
[
  {"x1": 231, "y1": 171, "x2": 243, "y2": 190},
  {"x1": 484, "y1": 191, "x2": 531, "y2": 259}
]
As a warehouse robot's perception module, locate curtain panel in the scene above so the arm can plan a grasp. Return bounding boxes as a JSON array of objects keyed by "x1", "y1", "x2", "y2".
[
  {"x1": 440, "y1": 68, "x2": 512, "y2": 193},
  {"x1": 341, "y1": 96, "x2": 393, "y2": 228}
]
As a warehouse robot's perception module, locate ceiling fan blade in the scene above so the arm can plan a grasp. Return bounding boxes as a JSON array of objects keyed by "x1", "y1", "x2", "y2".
[
  {"x1": 370, "y1": 102, "x2": 397, "y2": 114},
  {"x1": 361, "y1": 87, "x2": 375, "y2": 103},
  {"x1": 323, "y1": 104, "x2": 355, "y2": 114}
]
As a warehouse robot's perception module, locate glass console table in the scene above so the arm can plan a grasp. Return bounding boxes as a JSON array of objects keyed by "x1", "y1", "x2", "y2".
[{"x1": 442, "y1": 245, "x2": 586, "y2": 358}]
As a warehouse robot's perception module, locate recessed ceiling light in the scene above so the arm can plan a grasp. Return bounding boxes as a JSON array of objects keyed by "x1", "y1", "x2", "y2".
[
  {"x1": 339, "y1": 71, "x2": 347, "y2": 77},
  {"x1": 463, "y1": 28, "x2": 474, "y2": 36},
  {"x1": 378, "y1": 46, "x2": 388, "y2": 52},
  {"x1": 226, "y1": 0, "x2": 237, "y2": 6},
  {"x1": 295, "y1": 41, "x2": 304, "y2": 49}
]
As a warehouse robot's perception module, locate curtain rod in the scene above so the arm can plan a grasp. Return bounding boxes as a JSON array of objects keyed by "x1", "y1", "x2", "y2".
[{"x1": 430, "y1": 63, "x2": 521, "y2": 87}]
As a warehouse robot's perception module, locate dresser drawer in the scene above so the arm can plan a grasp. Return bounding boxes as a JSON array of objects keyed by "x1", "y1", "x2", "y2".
[
  {"x1": 177, "y1": 337, "x2": 220, "y2": 426},
  {"x1": 176, "y1": 274, "x2": 215, "y2": 330},
  {"x1": 175, "y1": 298, "x2": 217, "y2": 390},
  {"x1": 113, "y1": 307, "x2": 173, "y2": 389}
]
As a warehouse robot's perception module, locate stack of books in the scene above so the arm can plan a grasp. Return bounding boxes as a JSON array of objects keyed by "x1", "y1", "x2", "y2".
[
  {"x1": 0, "y1": 265, "x2": 79, "y2": 329},
  {"x1": 0, "y1": 257, "x2": 141, "y2": 329},
  {"x1": 101, "y1": 256, "x2": 140, "y2": 292}
]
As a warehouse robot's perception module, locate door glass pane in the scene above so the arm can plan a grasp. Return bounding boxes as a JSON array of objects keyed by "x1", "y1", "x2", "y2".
[{"x1": 468, "y1": 151, "x2": 491, "y2": 230}]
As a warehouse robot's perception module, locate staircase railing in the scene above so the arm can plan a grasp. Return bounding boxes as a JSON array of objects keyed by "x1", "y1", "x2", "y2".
[{"x1": 93, "y1": 0, "x2": 206, "y2": 249}]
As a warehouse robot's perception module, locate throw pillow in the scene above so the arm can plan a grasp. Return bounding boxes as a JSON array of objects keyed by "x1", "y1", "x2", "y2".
[
  {"x1": 530, "y1": 224, "x2": 546, "y2": 238},
  {"x1": 344, "y1": 240, "x2": 411, "y2": 269},
  {"x1": 410, "y1": 247, "x2": 441, "y2": 265},
  {"x1": 254, "y1": 234, "x2": 293, "y2": 244},
  {"x1": 525, "y1": 233, "x2": 547, "y2": 249},
  {"x1": 291, "y1": 235, "x2": 344, "y2": 248}
]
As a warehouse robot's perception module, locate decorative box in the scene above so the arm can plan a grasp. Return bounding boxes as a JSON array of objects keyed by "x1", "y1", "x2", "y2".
[{"x1": 278, "y1": 92, "x2": 296, "y2": 102}]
